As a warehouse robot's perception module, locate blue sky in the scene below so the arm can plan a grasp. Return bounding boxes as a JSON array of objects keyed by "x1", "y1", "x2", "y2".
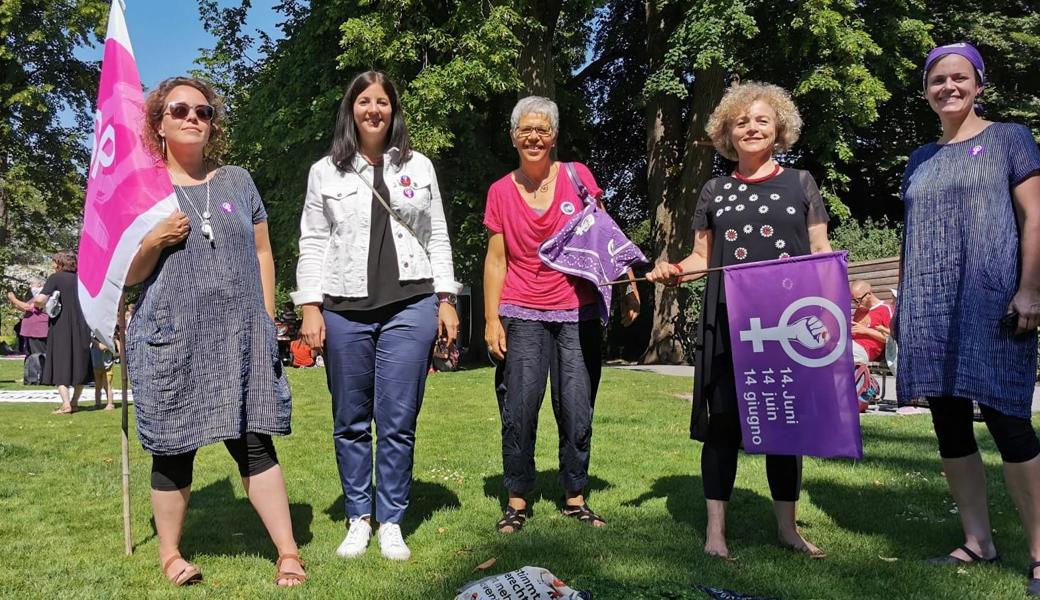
[{"x1": 86, "y1": 0, "x2": 284, "y2": 89}]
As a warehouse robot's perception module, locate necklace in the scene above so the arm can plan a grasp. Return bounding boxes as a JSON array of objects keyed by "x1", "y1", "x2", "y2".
[
  {"x1": 175, "y1": 178, "x2": 214, "y2": 242},
  {"x1": 515, "y1": 163, "x2": 558, "y2": 193},
  {"x1": 732, "y1": 162, "x2": 781, "y2": 183}
]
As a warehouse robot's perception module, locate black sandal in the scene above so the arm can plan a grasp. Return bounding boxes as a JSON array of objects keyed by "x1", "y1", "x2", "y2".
[
  {"x1": 1027, "y1": 561, "x2": 1040, "y2": 596},
  {"x1": 496, "y1": 506, "x2": 529, "y2": 534},
  {"x1": 925, "y1": 544, "x2": 999, "y2": 566},
  {"x1": 560, "y1": 503, "x2": 606, "y2": 527}
]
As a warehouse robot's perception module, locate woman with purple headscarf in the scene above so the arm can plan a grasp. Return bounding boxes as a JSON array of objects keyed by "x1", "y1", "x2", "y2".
[{"x1": 898, "y1": 42, "x2": 1040, "y2": 595}]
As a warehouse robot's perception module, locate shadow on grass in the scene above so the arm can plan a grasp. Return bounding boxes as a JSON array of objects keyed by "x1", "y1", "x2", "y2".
[
  {"x1": 323, "y1": 479, "x2": 461, "y2": 536},
  {"x1": 163, "y1": 478, "x2": 315, "y2": 559},
  {"x1": 482, "y1": 469, "x2": 613, "y2": 511}
]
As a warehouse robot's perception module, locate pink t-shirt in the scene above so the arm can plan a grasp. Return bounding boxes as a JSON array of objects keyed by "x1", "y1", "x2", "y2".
[{"x1": 484, "y1": 162, "x2": 602, "y2": 311}]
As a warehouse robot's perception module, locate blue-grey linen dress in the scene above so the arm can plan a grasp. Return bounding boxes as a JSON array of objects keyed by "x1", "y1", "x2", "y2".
[
  {"x1": 897, "y1": 123, "x2": 1040, "y2": 417},
  {"x1": 126, "y1": 166, "x2": 291, "y2": 455}
]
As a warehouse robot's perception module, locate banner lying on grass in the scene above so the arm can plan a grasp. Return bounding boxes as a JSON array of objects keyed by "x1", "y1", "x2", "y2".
[
  {"x1": 77, "y1": 0, "x2": 177, "y2": 346},
  {"x1": 725, "y1": 251, "x2": 862, "y2": 459}
]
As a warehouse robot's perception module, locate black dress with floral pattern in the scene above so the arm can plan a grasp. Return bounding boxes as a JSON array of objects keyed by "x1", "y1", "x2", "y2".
[{"x1": 688, "y1": 168, "x2": 829, "y2": 440}]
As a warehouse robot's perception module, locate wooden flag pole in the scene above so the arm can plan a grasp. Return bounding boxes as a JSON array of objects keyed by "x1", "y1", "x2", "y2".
[
  {"x1": 604, "y1": 265, "x2": 727, "y2": 286},
  {"x1": 117, "y1": 298, "x2": 132, "y2": 555}
]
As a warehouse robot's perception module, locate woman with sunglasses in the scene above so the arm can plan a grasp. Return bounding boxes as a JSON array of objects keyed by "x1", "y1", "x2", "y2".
[
  {"x1": 125, "y1": 77, "x2": 304, "y2": 587},
  {"x1": 898, "y1": 43, "x2": 1040, "y2": 596},
  {"x1": 293, "y1": 71, "x2": 460, "y2": 561}
]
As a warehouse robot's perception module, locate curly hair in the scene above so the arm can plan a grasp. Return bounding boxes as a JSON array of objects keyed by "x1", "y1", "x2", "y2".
[
  {"x1": 141, "y1": 77, "x2": 227, "y2": 163},
  {"x1": 706, "y1": 82, "x2": 803, "y2": 161},
  {"x1": 52, "y1": 251, "x2": 77, "y2": 273}
]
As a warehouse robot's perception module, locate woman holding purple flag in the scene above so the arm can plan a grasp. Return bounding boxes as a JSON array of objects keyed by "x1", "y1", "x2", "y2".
[
  {"x1": 647, "y1": 82, "x2": 832, "y2": 559},
  {"x1": 897, "y1": 42, "x2": 1040, "y2": 595},
  {"x1": 483, "y1": 96, "x2": 640, "y2": 534}
]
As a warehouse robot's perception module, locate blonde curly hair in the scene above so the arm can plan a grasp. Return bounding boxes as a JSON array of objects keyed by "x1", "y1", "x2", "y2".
[
  {"x1": 706, "y1": 82, "x2": 802, "y2": 161},
  {"x1": 141, "y1": 77, "x2": 227, "y2": 164}
]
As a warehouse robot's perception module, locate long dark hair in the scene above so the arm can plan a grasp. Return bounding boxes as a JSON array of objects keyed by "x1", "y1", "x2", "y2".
[{"x1": 330, "y1": 71, "x2": 412, "y2": 170}]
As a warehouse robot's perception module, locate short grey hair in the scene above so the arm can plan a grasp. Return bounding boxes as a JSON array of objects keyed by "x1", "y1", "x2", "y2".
[{"x1": 510, "y1": 96, "x2": 559, "y2": 132}]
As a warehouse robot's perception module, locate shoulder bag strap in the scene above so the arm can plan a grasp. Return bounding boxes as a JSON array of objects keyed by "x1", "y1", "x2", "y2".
[
  {"x1": 563, "y1": 162, "x2": 593, "y2": 207},
  {"x1": 350, "y1": 163, "x2": 429, "y2": 258}
]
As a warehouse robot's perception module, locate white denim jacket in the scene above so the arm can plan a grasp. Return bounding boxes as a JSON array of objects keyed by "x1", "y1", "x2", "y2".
[{"x1": 291, "y1": 149, "x2": 461, "y2": 305}]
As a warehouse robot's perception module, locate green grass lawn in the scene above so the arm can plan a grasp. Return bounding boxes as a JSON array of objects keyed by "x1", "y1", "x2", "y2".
[{"x1": 0, "y1": 358, "x2": 1034, "y2": 599}]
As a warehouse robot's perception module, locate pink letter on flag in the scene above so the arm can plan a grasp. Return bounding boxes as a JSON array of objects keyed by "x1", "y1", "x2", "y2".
[
  {"x1": 724, "y1": 251, "x2": 863, "y2": 459},
  {"x1": 77, "y1": 0, "x2": 177, "y2": 346}
]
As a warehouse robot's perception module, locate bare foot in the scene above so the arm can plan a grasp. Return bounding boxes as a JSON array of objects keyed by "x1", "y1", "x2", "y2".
[
  {"x1": 704, "y1": 535, "x2": 730, "y2": 559},
  {"x1": 52, "y1": 405, "x2": 74, "y2": 415},
  {"x1": 779, "y1": 531, "x2": 826, "y2": 559},
  {"x1": 104, "y1": 404, "x2": 115, "y2": 411}
]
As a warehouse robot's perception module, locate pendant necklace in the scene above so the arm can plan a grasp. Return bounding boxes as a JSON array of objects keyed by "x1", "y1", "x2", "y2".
[
  {"x1": 516, "y1": 163, "x2": 558, "y2": 195},
  {"x1": 175, "y1": 178, "x2": 214, "y2": 242}
]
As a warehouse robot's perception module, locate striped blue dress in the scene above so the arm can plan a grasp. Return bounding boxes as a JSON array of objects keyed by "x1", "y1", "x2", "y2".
[
  {"x1": 126, "y1": 166, "x2": 292, "y2": 455},
  {"x1": 897, "y1": 123, "x2": 1040, "y2": 417}
]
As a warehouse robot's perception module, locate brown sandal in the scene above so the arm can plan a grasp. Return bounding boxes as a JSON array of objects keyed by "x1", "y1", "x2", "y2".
[
  {"x1": 162, "y1": 554, "x2": 202, "y2": 586},
  {"x1": 274, "y1": 553, "x2": 307, "y2": 586}
]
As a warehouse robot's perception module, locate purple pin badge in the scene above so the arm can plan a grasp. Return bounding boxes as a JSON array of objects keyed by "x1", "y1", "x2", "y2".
[
  {"x1": 221, "y1": 202, "x2": 234, "y2": 213},
  {"x1": 970, "y1": 144, "x2": 984, "y2": 157},
  {"x1": 403, "y1": 188, "x2": 415, "y2": 199},
  {"x1": 400, "y1": 175, "x2": 412, "y2": 187}
]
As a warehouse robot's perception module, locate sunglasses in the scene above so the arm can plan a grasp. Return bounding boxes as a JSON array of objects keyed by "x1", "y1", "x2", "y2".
[{"x1": 165, "y1": 102, "x2": 215, "y2": 122}]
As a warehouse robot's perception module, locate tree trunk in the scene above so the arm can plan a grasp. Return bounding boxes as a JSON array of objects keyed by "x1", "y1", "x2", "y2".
[
  {"x1": 640, "y1": 0, "x2": 685, "y2": 364},
  {"x1": 516, "y1": 0, "x2": 562, "y2": 98}
]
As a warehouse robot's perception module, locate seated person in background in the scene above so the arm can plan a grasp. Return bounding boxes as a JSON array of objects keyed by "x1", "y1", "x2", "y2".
[
  {"x1": 850, "y1": 280, "x2": 892, "y2": 364},
  {"x1": 290, "y1": 336, "x2": 316, "y2": 368}
]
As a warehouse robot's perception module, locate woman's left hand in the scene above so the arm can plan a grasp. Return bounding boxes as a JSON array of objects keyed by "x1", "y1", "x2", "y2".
[
  {"x1": 621, "y1": 290, "x2": 640, "y2": 327},
  {"x1": 438, "y1": 301, "x2": 459, "y2": 346},
  {"x1": 1008, "y1": 287, "x2": 1040, "y2": 335}
]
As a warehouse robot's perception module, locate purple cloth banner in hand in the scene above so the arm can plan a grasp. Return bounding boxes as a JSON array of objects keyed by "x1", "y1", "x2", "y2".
[
  {"x1": 538, "y1": 163, "x2": 648, "y2": 324},
  {"x1": 724, "y1": 251, "x2": 862, "y2": 459}
]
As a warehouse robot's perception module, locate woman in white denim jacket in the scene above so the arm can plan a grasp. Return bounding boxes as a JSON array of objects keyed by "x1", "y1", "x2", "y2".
[{"x1": 292, "y1": 71, "x2": 460, "y2": 562}]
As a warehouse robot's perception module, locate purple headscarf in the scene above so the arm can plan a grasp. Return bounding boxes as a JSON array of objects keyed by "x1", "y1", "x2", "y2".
[{"x1": 923, "y1": 42, "x2": 985, "y2": 87}]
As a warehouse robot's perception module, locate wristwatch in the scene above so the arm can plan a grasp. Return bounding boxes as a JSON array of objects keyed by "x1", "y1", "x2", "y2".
[{"x1": 438, "y1": 293, "x2": 458, "y2": 306}]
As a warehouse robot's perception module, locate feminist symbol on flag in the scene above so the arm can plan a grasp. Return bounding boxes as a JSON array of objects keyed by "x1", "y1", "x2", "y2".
[{"x1": 738, "y1": 296, "x2": 848, "y2": 368}]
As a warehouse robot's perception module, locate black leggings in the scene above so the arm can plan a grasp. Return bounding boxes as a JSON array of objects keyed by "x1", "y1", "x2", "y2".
[
  {"x1": 150, "y1": 433, "x2": 279, "y2": 491},
  {"x1": 929, "y1": 397, "x2": 1040, "y2": 464},
  {"x1": 701, "y1": 409, "x2": 802, "y2": 502}
]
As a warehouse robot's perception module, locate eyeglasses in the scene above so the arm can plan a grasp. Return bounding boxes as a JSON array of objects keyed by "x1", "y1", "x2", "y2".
[
  {"x1": 851, "y1": 292, "x2": 870, "y2": 306},
  {"x1": 514, "y1": 126, "x2": 553, "y2": 139},
  {"x1": 165, "y1": 102, "x2": 215, "y2": 122}
]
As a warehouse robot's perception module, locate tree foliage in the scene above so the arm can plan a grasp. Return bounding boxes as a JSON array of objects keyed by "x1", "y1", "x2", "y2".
[
  {"x1": 193, "y1": 0, "x2": 1039, "y2": 364},
  {"x1": 0, "y1": 0, "x2": 107, "y2": 275}
]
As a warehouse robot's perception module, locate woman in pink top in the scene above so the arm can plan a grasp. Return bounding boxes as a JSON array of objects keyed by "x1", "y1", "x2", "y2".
[
  {"x1": 483, "y1": 96, "x2": 640, "y2": 534},
  {"x1": 8, "y1": 277, "x2": 48, "y2": 354}
]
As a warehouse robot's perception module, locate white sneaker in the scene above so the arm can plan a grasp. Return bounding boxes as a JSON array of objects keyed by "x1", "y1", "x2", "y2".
[
  {"x1": 336, "y1": 516, "x2": 372, "y2": 558},
  {"x1": 377, "y1": 523, "x2": 411, "y2": 561}
]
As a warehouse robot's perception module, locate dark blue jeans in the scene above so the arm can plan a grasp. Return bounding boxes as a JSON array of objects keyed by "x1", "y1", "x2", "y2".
[
  {"x1": 494, "y1": 317, "x2": 602, "y2": 495},
  {"x1": 324, "y1": 294, "x2": 438, "y2": 524}
]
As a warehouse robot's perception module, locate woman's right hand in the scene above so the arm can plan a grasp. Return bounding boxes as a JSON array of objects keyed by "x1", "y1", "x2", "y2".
[
  {"x1": 148, "y1": 210, "x2": 191, "y2": 248},
  {"x1": 485, "y1": 317, "x2": 507, "y2": 361},
  {"x1": 300, "y1": 305, "x2": 326, "y2": 349},
  {"x1": 645, "y1": 261, "x2": 682, "y2": 287}
]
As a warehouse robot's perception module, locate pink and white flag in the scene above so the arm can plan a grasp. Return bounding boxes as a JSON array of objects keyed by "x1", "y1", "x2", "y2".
[{"x1": 78, "y1": 0, "x2": 177, "y2": 346}]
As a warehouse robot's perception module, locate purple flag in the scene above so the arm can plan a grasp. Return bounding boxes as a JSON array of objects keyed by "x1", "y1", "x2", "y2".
[
  {"x1": 724, "y1": 251, "x2": 862, "y2": 459},
  {"x1": 538, "y1": 163, "x2": 648, "y2": 323}
]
